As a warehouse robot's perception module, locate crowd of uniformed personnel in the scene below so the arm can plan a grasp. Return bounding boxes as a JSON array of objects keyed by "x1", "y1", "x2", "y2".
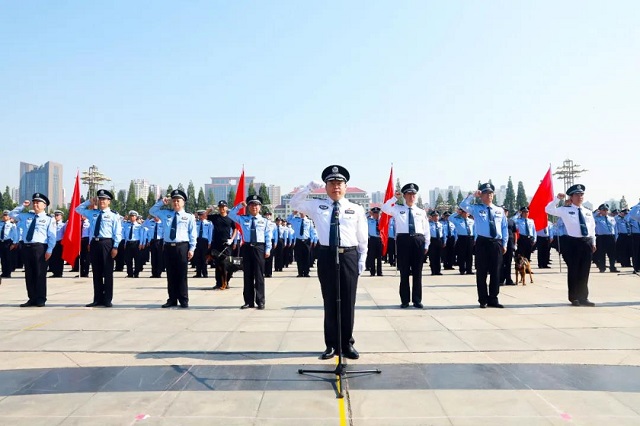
[{"x1": 1, "y1": 176, "x2": 640, "y2": 359}]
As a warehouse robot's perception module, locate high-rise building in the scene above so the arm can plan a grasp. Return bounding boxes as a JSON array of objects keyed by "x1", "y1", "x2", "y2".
[
  {"x1": 277, "y1": 187, "x2": 370, "y2": 218},
  {"x1": 204, "y1": 176, "x2": 256, "y2": 204},
  {"x1": 371, "y1": 191, "x2": 384, "y2": 204},
  {"x1": 131, "y1": 179, "x2": 150, "y2": 201},
  {"x1": 266, "y1": 185, "x2": 281, "y2": 205},
  {"x1": 19, "y1": 161, "x2": 64, "y2": 209},
  {"x1": 148, "y1": 184, "x2": 161, "y2": 200}
]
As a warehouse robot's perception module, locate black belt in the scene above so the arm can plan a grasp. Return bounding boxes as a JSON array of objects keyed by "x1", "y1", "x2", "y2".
[
  {"x1": 165, "y1": 241, "x2": 189, "y2": 247},
  {"x1": 397, "y1": 233, "x2": 424, "y2": 237},
  {"x1": 92, "y1": 237, "x2": 111, "y2": 242},
  {"x1": 246, "y1": 242, "x2": 265, "y2": 247},
  {"x1": 369, "y1": 235, "x2": 381, "y2": 239},
  {"x1": 23, "y1": 242, "x2": 45, "y2": 247},
  {"x1": 317, "y1": 245, "x2": 357, "y2": 253},
  {"x1": 477, "y1": 235, "x2": 502, "y2": 242},
  {"x1": 568, "y1": 236, "x2": 592, "y2": 242}
]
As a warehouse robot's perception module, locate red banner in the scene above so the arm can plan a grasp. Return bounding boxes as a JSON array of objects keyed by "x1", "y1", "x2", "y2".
[
  {"x1": 379, "y1": 166, "x2": 394, "y2": 256},
  {"x1": 528, "y1": 166, "x2": 554, "y2": 231},
  {"x1": 233, "y1": 168, "x2": 246, "y2": 236},
  {"x1": 61, "y1": 172, "x2": 82, "y2": 266}
]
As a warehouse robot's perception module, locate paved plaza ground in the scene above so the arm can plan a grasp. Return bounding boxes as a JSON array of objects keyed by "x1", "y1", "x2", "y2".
[{"x1": 1, "y1": 255, "x2": 639, "y2": 425}]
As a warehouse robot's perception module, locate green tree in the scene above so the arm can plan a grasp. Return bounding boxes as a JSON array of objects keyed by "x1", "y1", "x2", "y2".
[
  {"x1": 447, "y1": 190, "x2": 455, "y2": 207},
  {"x1": 456, "y1": 190, "x2": 464, "y2": 206},
  {"x1": 146, "y1": 191, "x2": 157, "y2": 212},
  {"x1": 207, "y1": 190, "x2": 215, "y2": 206},
  {"x1": 247, "y1": 184, "x2": 256, "y2": 197},
  {"x1": 516, "y1": 181, "x2": 527, "y2": 209},
  {"x1": 113, "y1": 189, "x2": 127, "y2": 214},
  {"x1": 504, "y1": 177, "x2": 516, "y2": 213},
  {"x1": 620, "y1": 196, "x2": 628, "y2": 210},
  {"x1": 126, "y1": 181, "x2": 137, "y2": 211},
  {"x1": 436, "y1": 193, "x2": 444, "y2": 208},
  {"x1": 416, "y1": 196, "x2": 424, "y2": 209},
  {"x1": 177, "y1": 183, "x2": 185, "y2": 192},
  {"x1": 395, "y1": 178, "x2": 404, "y2": 205},
  {"x1": 2, "y1": 186, "x2": 15, "y2": 210},
  {"x1": 228, "y1": 188, "x2": 236, "y2": 205},
  {"x1": 186, "y1": 181, "x2": 196, "y2": 213},
  {"x1": 258, "y1": 184, "x2": 271, "y2": 205},
  {"x1": 196, "y1": 188, "x2": 207, "y2": 210}
]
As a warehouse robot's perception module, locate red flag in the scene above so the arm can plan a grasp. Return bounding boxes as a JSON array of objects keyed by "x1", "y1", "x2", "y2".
[
  {"x1": 233, "y1": 168, "x2": 246, "y2": 236},
  {"x1": 61, "y1": 172, "x2": 82, "y2": 266},
  {"x1": 378, "y1": 166, "x2": 394, "y2": 256},
  {"x1": 528, "y1": 166, "x2": 554, "y2": 231}
]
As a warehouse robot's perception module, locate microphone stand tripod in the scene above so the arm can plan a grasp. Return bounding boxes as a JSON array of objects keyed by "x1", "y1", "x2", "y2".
[{"x1": 298, "y1": 209, "x2": 381, "y2": 398}]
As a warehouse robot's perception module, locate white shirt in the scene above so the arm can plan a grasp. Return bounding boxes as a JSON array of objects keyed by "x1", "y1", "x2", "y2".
[
  {"x1": 545, "y1": 198, "x2": 596, "y2": 246},
  {"x1": 290, "y1": 187, "x2": 368, "y2": 257},
  {"x1": 381, "y1": 199, "x2": 430, "y2": 234}
]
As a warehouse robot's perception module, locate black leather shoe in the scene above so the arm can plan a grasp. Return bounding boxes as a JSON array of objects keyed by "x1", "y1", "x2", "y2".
[
  {"x1": 400, "y1": 303, "x2": 410, "y2": 308},
  {"x1": 19, "y1": 301, "x2": 34, "y2": 307},
  {"x1": 479, "y1": 303, "x2": 487, "y2": 309},
  {"x1": 579, "y1": 299, "x2": 596, "y2": 307},
  {"x1": 320, "y1": 347, "x2": 335, "y2": 360},
  {"x1": 179, "y1": 303, "x2": 188, "y2": 308},
  {"x1": 34, "y1": 302, "x2": 45, "y2": 307},
  {"x1": 571, "y1": 300, "x2": 581, "y2": 307},
  {"x1": 103, "y1": 302, "x2": 112, "y2": 308},
  {"x1": 240, "y1": 304, "x2": 254, "y2": 309},
  {"x1": 257, "y1": 304, "x2": 265, "y2": 310},
  {"x1": 162, "y1": 301, "x2": 177, "y2": 308},
  {"x1": 413, "y1": 302, "x2": 424, "y2": 309},
  {"x1": 343, "y1": 345, "x2": 360, "y2": 360},
  {"x1": 85, "y1": 302, "x2": 101, "y2": 307},
  {"x1": 610, "y1": 269, "x2": 620, "y2": 273},
  {"x1": 488, "y1": 302, "x2": 504, "y2": 308}
]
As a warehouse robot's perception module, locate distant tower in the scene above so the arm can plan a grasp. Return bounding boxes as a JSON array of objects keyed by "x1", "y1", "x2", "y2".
[
  {"x1": 553, "y1": 159, "x2": 587, "y2": 193},
  {"x1": 81, "y1": 165, "x2": 111, "y2": 198}
]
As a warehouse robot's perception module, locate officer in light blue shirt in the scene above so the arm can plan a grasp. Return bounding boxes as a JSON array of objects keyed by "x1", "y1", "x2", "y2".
[
  {"x1": 289, "y1": 211, "x2": 313, "y2": 277},
  {"x1": 366, "y1": 207, "x2": 383, "y2": 276},
  {"x1": 629, "y1": 203, "x2": 640, "y2": 272},
  {"x1": 440, "y1": 212, "x2": 456, "y2": 270},
  {"x1": 515, "y1": 207, "x2": 536, "y2": 261},
  {"x1": 229, "y1": 195, "x2": 272, "y2": 310},
  {"x1": 75, "y1": 189, "x2": 123, "y2": 307},
  {"x1": 143, "y1": 216, "x2": 164, "y2": 278},
  {"x1": 193, "y1": 210, "x2": 214, "y2": 278},
  {"x1": 9, "y1": 193, "x2": 57, "y2": 307},
  {"x1": 122, "y1": 211, "x2": 145, "y2": 278},
  {"x1": 460, "y1": 183, "x2": 508, "y2": 308},
  {"x1": 594, "y1": 203, "x2": 618, "y2": 273},
  {"x1": 386, "y1": 217, "x2": 397, "y2": 267},
  {"x1": 264, "y1": 212, "x2": 277, "y2": 277},
  {"x1": 0, "y1": 210, "x2": 18, "y2": 278},
  {"x1": 427, "y1": 210, "x2": 445, "y2": 275},
  {"x1": 48, "y1": 210, "x2": 67, "y2": 278},
  {"x1": 150, "y1": 189, "x2": 197, "y2": 308}
]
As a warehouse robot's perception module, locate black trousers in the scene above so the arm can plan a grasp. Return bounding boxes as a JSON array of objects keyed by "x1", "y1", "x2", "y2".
[
  {"x1": 474, "y1": 236, "x2": 502, "y2": 305},
  {"x1": 90, "y1": 238, "x2": 115, "y2": 304},
  {"x1": 536, "y1": 236, "x2": 551, "y2": 267},
  {"x1": 22, "y1": 243, "x2": 47, "y2": 304},
  {"x1": 163, "y1": 242, "x2": 189, "y2": 305},
  {"x1": 455, "y1": 235, "x2": 474, "y2": 274},
  {"x1": 428, "y1": 237, "x2": 443, "y2": 274},
  {"x1": 561, "y1": 236, "x2": 593, "y2": 302},
  {"x1": 114, "y1": 240, "x2": 126, "y2": 271},
  {"x1": 0, "y1": 241, "x2": 13, "y2": 277},
  {"x1": 616, "y1": 234, "x2": 632, "y2": 267},
  {"x1": 150, "y1": 239, "x2": 164, "y2": 277},
  {"x1": 273, "y1": 238, "x2": 284, "y2": 271},
  {"x1": 265, "y1": 239, "x2": 275, "y2": 276},
  {"x1": 194, "y1": 238, "x2": 209, "y2": 277},
  {"x1": 502, "y1": 242, "x2": 514, "y2": 284},
  {"x1": 595, "y1": 234, "x2": 616, "y2": 271},
  {"x1": 125, "y1": 241, "x2": 142, "y2": 277},
  {"x1": 211, "y1": 241, "x2": 231, "y2": 287},
  {"x1": 366, "y1": 236, "x2": 382, "y2": 276},
  {"x1": 386, "y1": 237, "x2": 396, "y2": 266},
  {"x1": 80, "y1": 237, "x2": 90, "y2": 277},
  {"x1": 317, "y1": 246, "x2": 358, "y2": 350},
  {"x1": 396, "y1": 234, "x2": 425, "y2": 305},
  {"x1": 442, "y1": 236, "x2": 455, "y2": 269},
  {"x1": 516, "y1": 236, "x2": 534, "y2": 261},
  {"x1": 49, "y1": 241, "x2": 64, "y2": 276},
  {"x1": 630, "y1": 234, "x2": 640, "y2": 272},
  {"x1": 241, "y1": 243, "x2": 266, "y2": 306},
  {"x1": 294, "y1": 239, "x2": 311, "y2": 276}
]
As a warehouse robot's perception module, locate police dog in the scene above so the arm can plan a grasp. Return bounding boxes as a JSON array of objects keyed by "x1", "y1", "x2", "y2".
[{"x1": 514, "y1": 254, "x2": 534, "y2": 285}]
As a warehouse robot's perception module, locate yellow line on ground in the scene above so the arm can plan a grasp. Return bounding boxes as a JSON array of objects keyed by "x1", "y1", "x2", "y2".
[
  {"x1": 336, "y1": 358, "x2": 348, "y2": 426},
  {"x1": 21, "y1": 311, "x2": 86, "y2": 331}
]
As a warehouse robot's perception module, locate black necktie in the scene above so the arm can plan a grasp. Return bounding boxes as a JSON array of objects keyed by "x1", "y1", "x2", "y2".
[
  {"x1": 408, "y1": 208, "x2": 415, "y2": 235},
  {"x1": 26, "y1": 215, "x2": 38, "y2": 242},
  {"x1": 465, "y1": 219, "x2": 471, "y2": 236},
  {"x1": 524, "y1": 219, "x2": 530, "y2": 236},
  {"x1": 128, "y1": 223, "x2": 133, "y2": 240},
  {"x1": 299, "y1": 219, "x2": 304, "y2": 237},
  {"x1": 0, "y1": 224, "x2": 5, "y2": 240},
  {"x1": 170, "y1": 213, "x2": 178, "y2": 240},
  {"x1": 329, "y1": 201, "x2": 340, "y2": 247},
  {"x1": 487, "y1": 207, "x2": 497, "y2": 238},
  {"x1": 153, "y1": 223, "x2": 158, "y2": 240},
  {"x1": 578, "y1": 208, "x2": 588, "y2": 236},
  {"x1": 375, "y1": 218, "x2": 379, "y2": 236},
  {"x1": 199, "y1": 222, "x2": 203, "y2": 238},
  {"x1": 94, "y1": 212, "x2": 102, "y2": 237},
  {"x1": 250, "y1": 217, "x2": 257, "y2": 243}
]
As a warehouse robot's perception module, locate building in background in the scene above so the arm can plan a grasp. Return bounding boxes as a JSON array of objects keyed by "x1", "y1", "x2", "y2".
[
  {"x1": 277, "y1": 186, "x2": 370, "y2": 218},
  {"x1": 266, "y1": 185, "x2": 281, "y2": 206},
  {"x1": 204, "y1": 176, "x2": 256, "y2": 204},
  {"x1": 19, "y1": 161, "x2": 64, "y2": 209},
  {"x1": 131, "y1": 179, "x2": 150, "y2": 201},
  {"x1": 371, "y1": 190, "x2": 384, "y2": 204}
]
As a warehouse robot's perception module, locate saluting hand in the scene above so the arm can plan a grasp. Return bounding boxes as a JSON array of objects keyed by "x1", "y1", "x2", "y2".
[
  {"x1": 473, "y1": 190, "x2": 482, "y2": 197},
  {"x1": 557, "y1": 193, "x2": 566, "y2": 200}
]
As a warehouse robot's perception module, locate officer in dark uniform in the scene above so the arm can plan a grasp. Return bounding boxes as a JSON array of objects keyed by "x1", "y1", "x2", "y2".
[
  {"x1": 501, "y1": 206, "x2": 516, "y2": 285},
  {"x1": 545, "y1": 184, "x2": 597, "y2": 306},
  {"x1": 206, "y1": 200, "x2": 238, "y2": 289},
  {"x1": 366, "y1": 207, "x2": 383, "y2": 276},
  {"x1": 515, "y1": 207, "x2": 536, "y2": 261},
  {"x1": 460, "y1": 183, "x2": 508, "y2": 308},
  {"x1": 150, "y1": 190, "x2": 197, "y2": 308},
  {"x1": 76, "y1": 189, "x2": 123, "y2": 307},
  {"x1": 290, "y1": 165, "x2": 368, "y2": 360},
  {"x1": 9, "y1": 194, "x2": 56, "y2": 307}
]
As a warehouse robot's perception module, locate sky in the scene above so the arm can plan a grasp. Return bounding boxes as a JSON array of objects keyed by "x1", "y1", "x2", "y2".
[{"x1": 1, "y1": 1, "x2": 638, "y2": 207}]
